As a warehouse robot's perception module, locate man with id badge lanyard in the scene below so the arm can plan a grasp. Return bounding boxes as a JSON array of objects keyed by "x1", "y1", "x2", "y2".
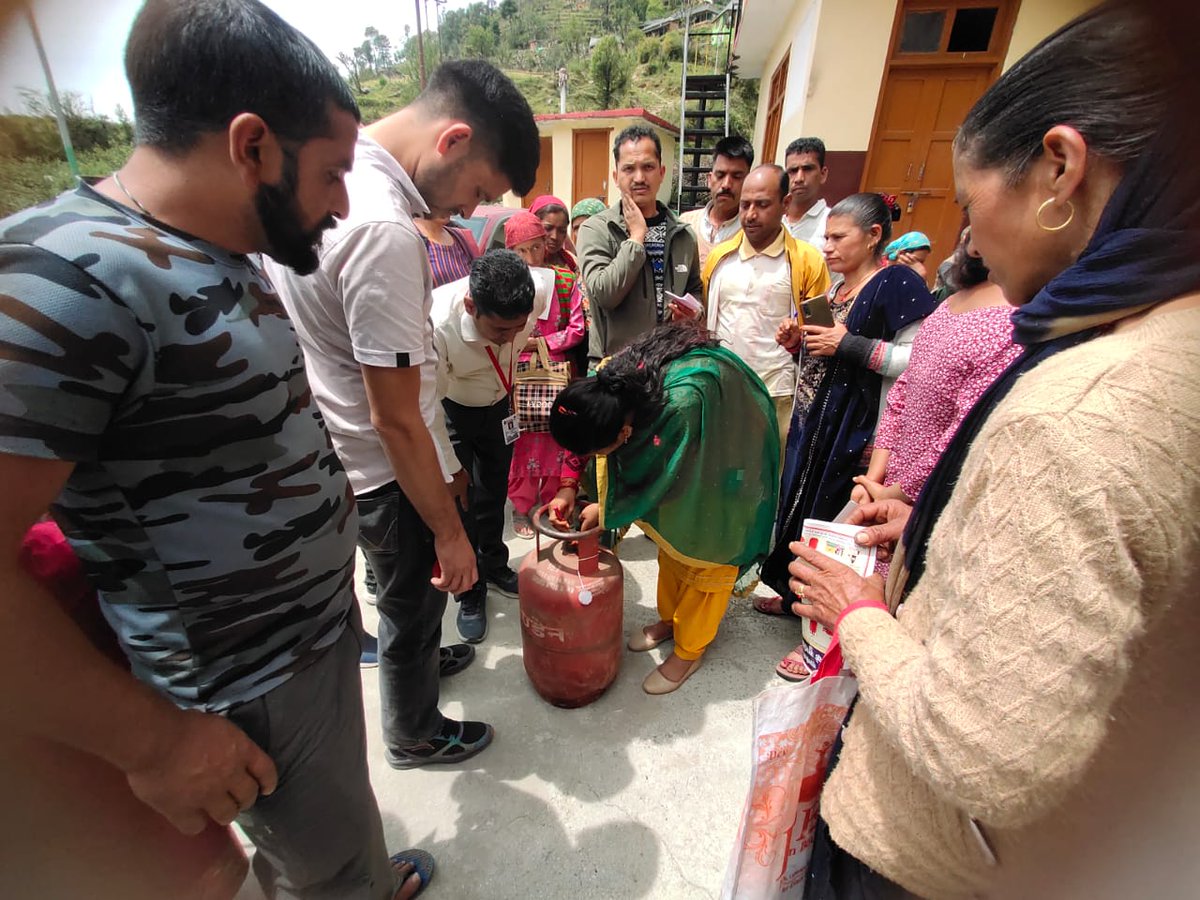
[{"x1": 433, "y1": 251, "x2": 549, "y2": 642}]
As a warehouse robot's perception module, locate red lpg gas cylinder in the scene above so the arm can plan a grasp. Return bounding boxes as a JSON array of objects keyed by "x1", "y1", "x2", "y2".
[{"x1": 518, "y1": 510, "x2": 624, "y2": 708}]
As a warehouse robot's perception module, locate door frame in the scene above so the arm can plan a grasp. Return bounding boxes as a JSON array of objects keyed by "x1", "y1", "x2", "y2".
[
  {"x1": 762, "y1": 48, "x2": 791, "y2": 165},
  {"x1": 859, "y1": 0, "x2": 1021, "y2": 196}
]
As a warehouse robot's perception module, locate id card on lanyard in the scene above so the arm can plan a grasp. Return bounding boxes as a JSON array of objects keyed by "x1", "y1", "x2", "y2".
[{"x1": 486, "y1": 345, "x2": 521, "y2": 445}]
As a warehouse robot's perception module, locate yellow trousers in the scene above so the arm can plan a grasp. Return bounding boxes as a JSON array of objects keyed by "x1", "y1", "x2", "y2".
[{"x1": 655, "y1": 550, "x2": 739, "y2": 660}]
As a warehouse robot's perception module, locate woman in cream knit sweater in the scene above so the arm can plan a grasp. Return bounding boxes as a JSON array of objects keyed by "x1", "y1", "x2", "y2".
[{"x1": 783, "y1": 4, "x2": 1200, "y2": 898}]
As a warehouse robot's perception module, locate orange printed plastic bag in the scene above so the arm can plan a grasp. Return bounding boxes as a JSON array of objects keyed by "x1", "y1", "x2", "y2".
[{"x1": 721, "y1": 643, "x2": 857, "y2": 900}]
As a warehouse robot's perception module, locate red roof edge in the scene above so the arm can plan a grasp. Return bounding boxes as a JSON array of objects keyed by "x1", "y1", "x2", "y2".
[{"x1": 534, "y1": 107, "x2": 680, "y2": 136}]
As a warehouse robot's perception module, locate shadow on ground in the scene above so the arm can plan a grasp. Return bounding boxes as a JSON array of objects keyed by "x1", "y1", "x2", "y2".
[{"x1": 239, "y1": 520, "x2": 804, "y2": 900}]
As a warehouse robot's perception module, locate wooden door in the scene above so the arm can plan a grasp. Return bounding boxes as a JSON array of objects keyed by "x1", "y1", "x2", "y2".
[
  {"x1": 861, "y1": 0, "x2": 1020, "y2": 281},
  {"x1": 573, "y1": 129, "x2": 610, "y2": 206},
  {"x1": 861, "y1": 65, "x2": 992, "y2": 272},
  {"x1": 523, "y1": 137, "x2": 554, "y2": 207}
]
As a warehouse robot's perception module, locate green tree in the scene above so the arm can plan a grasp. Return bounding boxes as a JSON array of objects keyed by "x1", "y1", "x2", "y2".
[
  {"x1": 337, "y1": 51, "x2": 365, "y2": 93},
  {"x1": 590, "y1": 35, "x2": 630, "y2": 109},
  {"x1": 727, "y1": 75, "x2": 760, "y2": 143},
  {"x1": 367, "y1": 27, "x2": 395, "y2": 71},
  {"x1": 661, "y1": 30, "x2": 682, "y2": 62},
  {"x1": 464, "y1": 22, "x2": 498, "y2": 59},
  {"x1": 560, "y1": 16, "x2": 589, "y2": 57},
  {"x1": 440, "y1": 2, "x2": 498, "y2": 57}
]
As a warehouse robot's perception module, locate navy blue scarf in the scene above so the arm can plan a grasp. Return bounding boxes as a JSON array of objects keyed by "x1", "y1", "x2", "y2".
[{"x1": 901, "y1": 139, "x2": 1200, "y2": 589}]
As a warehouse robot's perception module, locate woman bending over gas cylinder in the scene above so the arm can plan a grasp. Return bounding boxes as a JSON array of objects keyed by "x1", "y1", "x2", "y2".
[{"x1": 547, "y1": 322, "x2": 780, "y2": 694}]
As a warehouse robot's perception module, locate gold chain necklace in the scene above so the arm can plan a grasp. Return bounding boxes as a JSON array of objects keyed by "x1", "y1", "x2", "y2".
[{"x1": 111, "y1": 171, "x2": 153, "y2": 218}]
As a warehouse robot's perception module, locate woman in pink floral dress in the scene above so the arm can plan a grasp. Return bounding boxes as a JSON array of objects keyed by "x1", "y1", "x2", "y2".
[
  {"x1": 503, "y1": 212, "x2": 586, "y2": 537},
  {"x1": 852, "y1": 235, "x2": 1022, "y2": 509}
]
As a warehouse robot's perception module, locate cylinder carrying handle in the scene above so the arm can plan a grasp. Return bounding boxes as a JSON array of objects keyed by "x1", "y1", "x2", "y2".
[{"x1": 532, "y1": 506, "x2": 601, "y2": 576}]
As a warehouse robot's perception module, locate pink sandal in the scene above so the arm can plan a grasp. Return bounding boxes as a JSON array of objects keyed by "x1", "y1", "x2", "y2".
[{"x1": 775, "y1": 647, "x2": 810, "y2": 682}]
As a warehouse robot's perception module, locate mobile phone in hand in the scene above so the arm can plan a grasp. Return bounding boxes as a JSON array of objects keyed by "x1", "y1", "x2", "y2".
[{"x1": 800, "y1": 295, "x2": 835, "y2": 327}]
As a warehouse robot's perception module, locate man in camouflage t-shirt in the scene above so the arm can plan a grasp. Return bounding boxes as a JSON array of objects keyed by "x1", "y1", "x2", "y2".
[{"x1": 0, "y1": 2, "x2": 429, "y2": 898}]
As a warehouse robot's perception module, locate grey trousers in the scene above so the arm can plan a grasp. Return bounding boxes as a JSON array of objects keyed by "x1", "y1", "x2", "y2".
[
  {"x1": 228, "y1": 618, "x2": 395, "y2": 900},
  {"x1": 356, "y1": 480, "x2": 447, "y2": 748}
]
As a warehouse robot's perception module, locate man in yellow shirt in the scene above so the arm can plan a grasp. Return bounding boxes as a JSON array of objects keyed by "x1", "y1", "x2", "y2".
[{"x1": 702, "y1": 165, "x2": 830, "y2": 449}]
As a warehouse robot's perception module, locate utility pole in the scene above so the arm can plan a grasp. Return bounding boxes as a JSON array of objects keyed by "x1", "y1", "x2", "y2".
[
  {"x1": 414, "y1": 0, "x2": 428, "y2": 87},
  {"x1": 423, "y1": 0, "x2": 432, "y2": 66},
  {"x1": 435, "y1": 0, "x2": 446, "y2": 61},
  {"x1": 25, "y1": 6, "x2": 78, "y2": 178}
]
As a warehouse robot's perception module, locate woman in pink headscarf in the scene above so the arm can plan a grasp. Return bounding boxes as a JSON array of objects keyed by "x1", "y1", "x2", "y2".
[
  {"x1": 504, "y1": 212, "x2": 586, "y2": 537},
  {"x1": 529, "y1": 195, "x2": 577, "y2": 272}
]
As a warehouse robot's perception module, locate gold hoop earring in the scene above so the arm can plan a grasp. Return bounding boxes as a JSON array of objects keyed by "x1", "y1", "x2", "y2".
[{"x1": 1036, "y1": 198, "x2": 1075, "y2": 233}]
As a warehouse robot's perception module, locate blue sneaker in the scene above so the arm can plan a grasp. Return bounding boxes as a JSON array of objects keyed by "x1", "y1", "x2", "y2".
[
  {"x1": 359, "y1": 631, "x2": 379, "y2": 668},
  {"x1": 456, "y1": 588, "x2": 488, "y2": 643}
]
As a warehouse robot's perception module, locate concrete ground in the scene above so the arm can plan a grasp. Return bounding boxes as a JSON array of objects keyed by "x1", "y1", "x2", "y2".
[{"x1": 236, "y1": 522, "x2": 801, "y2": 900}]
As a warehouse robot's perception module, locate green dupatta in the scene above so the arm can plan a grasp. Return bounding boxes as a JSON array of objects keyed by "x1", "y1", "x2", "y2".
[{"x1": 596, "y1": 346, "x2": 780, "y2": 573}]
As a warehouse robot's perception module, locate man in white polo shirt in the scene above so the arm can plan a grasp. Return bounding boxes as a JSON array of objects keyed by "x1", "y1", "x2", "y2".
[
  {"x1": 679, "y1": 134, "x2": 754, "y2": 267},
  {"x1": 783, "y1": 137, "x2": 832, "y2": 250},
  {"x1": 266, "y1": 60, "x2": 539, "y2": 771},
  {"x1": 432, "y1": 251, "x2": 550, "y2": 642},
  {"x1": 703, "y1": 164, "x2": 830, "y2": 452}
]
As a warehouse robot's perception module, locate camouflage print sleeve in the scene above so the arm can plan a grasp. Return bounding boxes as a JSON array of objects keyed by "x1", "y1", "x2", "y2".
[{"x1": 0, "y1": 244, "x2": 146, "y2": 462}]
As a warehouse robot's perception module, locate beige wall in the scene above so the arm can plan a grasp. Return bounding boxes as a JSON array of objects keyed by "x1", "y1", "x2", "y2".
[
  {"x1": 1003, "y1": 0, "x2": 1097, "y2": 70},
  {"x1": 502, "y1": 117, "x2": 678, "y2": 209},
  {"x1": 752, "y1": 0, "x2": 896, "y2": 157},
  {"x1": 803, "y1": 0, "x2": 896, "y2": 152},
  {"x1": 750, "y1": 0, "x2": 817, "y2": 158}
]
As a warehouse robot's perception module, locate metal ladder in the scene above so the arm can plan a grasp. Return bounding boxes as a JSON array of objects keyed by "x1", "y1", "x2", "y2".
[{"x1": 676, "y1": 1, "x2": 739, "y2": 213}]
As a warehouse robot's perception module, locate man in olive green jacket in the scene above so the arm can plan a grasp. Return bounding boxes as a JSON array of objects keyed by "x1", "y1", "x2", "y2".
[{"x1": 578, "y1": 125, "x2": 703, "y2": 368}]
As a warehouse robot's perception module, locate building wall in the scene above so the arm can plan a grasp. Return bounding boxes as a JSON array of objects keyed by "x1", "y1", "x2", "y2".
[
  {"x1": 750, "y1": 0, "x2": 895, "y2": 158},
  {"x1": 1003, "y1": 0, "x2": 1097, "y2": 70},
  {"x1": 503, "y1": 117, "x2": 678, "y2": 209},
  {"x1": 747, "y1": 0, "x2": 1100, "y2": 205},
  {"x1": 750, "y1": 0, "x2": 894, "y2": 202}
]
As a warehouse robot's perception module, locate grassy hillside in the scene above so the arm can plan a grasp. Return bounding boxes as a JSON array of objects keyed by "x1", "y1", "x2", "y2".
[
  {"x1": 0, "y1": 4, "x2": 758, "y2": 217},
  {"x1": 358, "y1": 60, "x2": 690, "y2": 125}
]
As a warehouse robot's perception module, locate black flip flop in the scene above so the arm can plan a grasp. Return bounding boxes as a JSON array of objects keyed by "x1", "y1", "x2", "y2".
[{"x1": 439, "y1": 643, "x2": 475, "y2": 677}]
